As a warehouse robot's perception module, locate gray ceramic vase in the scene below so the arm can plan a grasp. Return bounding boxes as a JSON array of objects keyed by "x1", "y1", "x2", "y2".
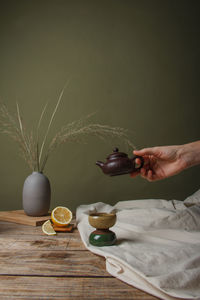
[{"x1": 22, "y1": 172, "x2": 51, "y2": 216}]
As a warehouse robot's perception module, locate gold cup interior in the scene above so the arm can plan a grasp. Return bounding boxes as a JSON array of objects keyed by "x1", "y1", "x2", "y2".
[{"x1": 88, "y1": 212, "x2": 116, "y2": 229}]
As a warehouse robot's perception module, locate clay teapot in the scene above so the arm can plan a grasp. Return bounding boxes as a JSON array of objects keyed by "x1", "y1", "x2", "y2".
[{"x1": 96, "y1": 147, "x2": 144, "y2": 176}]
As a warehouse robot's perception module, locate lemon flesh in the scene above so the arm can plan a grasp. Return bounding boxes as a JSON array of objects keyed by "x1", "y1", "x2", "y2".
[
  {"x1": 51, "y1": 206, "x2": 72, "y2": 227},
  {"x1": 42, "y1": 220, "x2": 56, "y2": 235}
]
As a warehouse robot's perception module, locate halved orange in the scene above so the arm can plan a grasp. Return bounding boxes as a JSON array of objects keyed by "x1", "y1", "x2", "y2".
[{"x1": 51, "y1": 206, "x2": 72, "y2": 227}]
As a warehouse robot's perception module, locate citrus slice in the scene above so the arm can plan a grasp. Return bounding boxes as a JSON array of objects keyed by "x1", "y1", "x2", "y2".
[
  {"x1": 42, "y1": 220, "x2": 56, "y2": 235},
  {"x1": 51, "y1": 206, "x2": 72, "y2": 227}
]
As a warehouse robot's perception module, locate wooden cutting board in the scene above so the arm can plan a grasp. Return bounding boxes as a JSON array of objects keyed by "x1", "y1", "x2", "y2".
[{"x1": 0, "y1": 210, "x2": 51, "y2": 226}]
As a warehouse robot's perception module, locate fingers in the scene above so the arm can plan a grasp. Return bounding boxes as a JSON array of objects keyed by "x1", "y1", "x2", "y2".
[
  {"x1": 131, "y1": 157, "x2": 146, "y2": 178},
  {"x1": 141, "y1": 169, "x2": 155, "y2": 181},
  {"x1": 134, "y1": 148, "x2": 158, "y2": 156},
  {"x1": 131, "y1": 148, "x2": 160, "y2": 181},
  {"x1": 130, "y1": 168, "x2": 155, "y2": 181},
  {"x1": 131, "y1": 155, "x2": 153, "y2": 180},
  {"x1": 130, "y1": 170, "x2": 157, "y2": 181},
  {"x1": 146, "y1": 169, "x2": 154, "y2": 181},
  {"x1": 140, "y1": 167, "x2": 146, "y2": 177},
  {"x1": 135, "y1": 157, "x2": 143, "y2": 167},
  {"x1": 136, "y1": 167, "x2": 157, "y2": 182},
  {"x1": 130, "y1": 170, "x2": 140, "y2": 178}
]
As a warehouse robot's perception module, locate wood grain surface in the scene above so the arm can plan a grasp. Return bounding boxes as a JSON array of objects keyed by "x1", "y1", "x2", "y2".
[
  {"x1": 0, "y1": 220, "x2": 159, "y2": 299},
  {"x1": 0, "y1": 210, "x2": 51, "y2": 226}
]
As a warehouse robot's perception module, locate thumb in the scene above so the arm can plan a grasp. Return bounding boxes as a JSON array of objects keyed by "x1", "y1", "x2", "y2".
[{"x1": 133, "y1": 147, "x2": 160, "y2": 157}]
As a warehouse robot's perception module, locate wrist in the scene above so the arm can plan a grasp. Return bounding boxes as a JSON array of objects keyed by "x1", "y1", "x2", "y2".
[{"x1": 180, "y1": 141, "x2": 200, "y2": 169}]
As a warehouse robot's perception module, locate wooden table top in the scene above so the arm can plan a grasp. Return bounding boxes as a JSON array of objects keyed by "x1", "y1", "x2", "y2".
[{"x1": 0, "y1": 220, "x2": 159, "y2": 299}]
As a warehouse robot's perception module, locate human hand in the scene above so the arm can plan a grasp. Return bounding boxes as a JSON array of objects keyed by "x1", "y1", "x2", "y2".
[{"x1": 130, "y1": 145, "x2": 187, "y2": 181}]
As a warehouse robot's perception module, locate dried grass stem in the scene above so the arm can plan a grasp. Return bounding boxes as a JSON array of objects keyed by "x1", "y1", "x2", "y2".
[{"x1": 0, "y1": 92, "x2": 135, "y2": 172}]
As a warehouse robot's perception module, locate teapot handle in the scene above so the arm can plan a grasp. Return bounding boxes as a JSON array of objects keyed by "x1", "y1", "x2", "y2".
[{"x1": 131, "y1": 155, "x2": 144, "y2": 170}]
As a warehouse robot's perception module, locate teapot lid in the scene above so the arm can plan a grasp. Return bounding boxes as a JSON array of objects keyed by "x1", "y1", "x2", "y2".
[{"x1": 107, "y1": 148, "x2": 128, "y2": 160}]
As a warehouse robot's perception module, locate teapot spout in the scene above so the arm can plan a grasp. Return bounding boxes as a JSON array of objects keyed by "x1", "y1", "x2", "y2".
[{"x1": 96, "y1": 161, "x2": 104, "y2": 168}]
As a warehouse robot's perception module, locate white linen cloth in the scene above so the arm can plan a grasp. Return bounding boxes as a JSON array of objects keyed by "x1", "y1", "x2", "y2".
[{"x1": 76, "y1": 189, "x2": 200, "y2": 300}]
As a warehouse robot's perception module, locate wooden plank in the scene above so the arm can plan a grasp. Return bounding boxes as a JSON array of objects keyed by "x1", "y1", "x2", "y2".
[
  {"x1": 0, "y1": 276, "x2": 159, "y2": 299},
  {"x1": 0, "y1": 222, "x2": 160, "y2": 299},
  {"x1": 0, "y1": 220, "x2": 85, "y2": 250},
  {"x1": 0, "y1": 250, "x2": 108, "y2": 277},
  {"x1": 0, "y1": 210, "x2": 51, "y2": 226},
  {"x1": 0, "y1": 221, "x2": 46, "y2": 235},
  {"x1": 0, "y1": 233, "x2": 86, "y2": 251}
]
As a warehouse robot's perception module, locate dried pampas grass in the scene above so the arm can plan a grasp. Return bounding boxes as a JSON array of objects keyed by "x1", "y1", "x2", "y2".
[{"x1": 0, "y1": 88, "x2": 135, "y2": 172}]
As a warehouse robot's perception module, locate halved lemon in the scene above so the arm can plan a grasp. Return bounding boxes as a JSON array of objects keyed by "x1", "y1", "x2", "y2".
[
  {"x1": 51, "y1": 206, "x2": 73, "y2": 227},
  {"x1": 42, "y1": 220, "x2": 56, "y2": 235}
]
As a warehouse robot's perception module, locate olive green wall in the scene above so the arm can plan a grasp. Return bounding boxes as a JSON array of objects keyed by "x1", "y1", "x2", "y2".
[{"x1": 0, "y1": 0, "x2": 199, "y2": 211}]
